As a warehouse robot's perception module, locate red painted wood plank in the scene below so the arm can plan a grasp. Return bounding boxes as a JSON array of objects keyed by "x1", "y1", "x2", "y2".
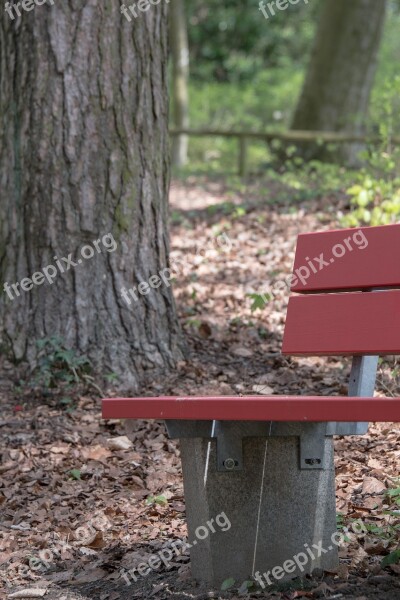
[
  {"x1": 282, "y1": 290, "x2": 400, "y2": 356},
  {"x1": 291, "y1": 224, "x2": 400, "y2": 293},
  {"x1": 102, "y1": 396, "x2": 400, "y2": 422}
]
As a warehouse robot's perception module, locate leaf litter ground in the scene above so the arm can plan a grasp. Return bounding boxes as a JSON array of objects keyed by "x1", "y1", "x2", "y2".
[{"x1": 0, "y1": 175, "x2": 399, "y2": 600}]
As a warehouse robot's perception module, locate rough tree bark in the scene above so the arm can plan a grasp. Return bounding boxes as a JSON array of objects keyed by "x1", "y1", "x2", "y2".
[
  {"x1": 170, "y1": 0, "x2": 189, "y2": 167},
  {"x1": 291, "y1": 0, "x2": 387, "y2": 165},
  {"x1": 0, "y1": 1, "x2": 183, "y2": 390}
]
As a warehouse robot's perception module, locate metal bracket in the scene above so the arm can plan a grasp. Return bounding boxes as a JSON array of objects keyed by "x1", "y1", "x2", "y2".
[
  {"x1": 165, "y1": 420, "x2": 328, "y2": 472},
  {"x1": 214, "y1": 421, "x2": 244, "y2": 471},
  {"x1": 299, "y1": 422, "x2": 327, "y2": 469},
  {"x1": 327, "y1": 355, "x2": 379, "y2": 436}
]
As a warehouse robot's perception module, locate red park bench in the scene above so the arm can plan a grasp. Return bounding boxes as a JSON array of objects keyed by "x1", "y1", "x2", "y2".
[{"x1": 102, "y1": 223, "x2": 400, "y2": 587}]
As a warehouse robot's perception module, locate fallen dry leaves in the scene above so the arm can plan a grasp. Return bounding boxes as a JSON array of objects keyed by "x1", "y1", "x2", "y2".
[{"x1": 8, "y1": 590, "x2": 47, "y2": 598}]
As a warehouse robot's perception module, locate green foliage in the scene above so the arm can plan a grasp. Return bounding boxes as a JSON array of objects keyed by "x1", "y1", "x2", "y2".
[
  {"x1": 246, "y1": 292, "x2": 270, "y2": 312},
  {"x1": 336, "y1": 513, "x2": 345, "y2": 530},
  {"x1": 171, "y1": 2, "x2": 400, "y2": 177},
  {"x1": 69, "y1": 469, "x2": 81, "y2": 481},
  {"x1": 183, "y1": 70, "x2": 303, "y2": 175},
  {"x1": 104, "y1": 372, "x2": 119, "y2": 384},
  {"x1": 386, "y1": 486, "x2": 400, "y2": 504},
  {"x1": 281, "y1": 159, "x2": 351, "y2": 194},
  {"x1": 344, "y1": 179, "x2": 400, "y2": 227},
  {"x1": 238, "y1": 580, "x2": 254, "y2": 594},
  {"x1": 221, "y1": 577, "x2": 235, "y2": 591},
  {"x1": 381, "y1": 549, "x2": 400, "y2": 567},
  {"x1": 186, "y1": 0, "x2": 318, "y2": 83},
  {"x1": 59, "y1": 396, "x2": 75, "y2": 413},
  {"x1": 362, "y1": 521, "x2": 399, "y2": 542},
  {"x1": 335, "y1": 514, "x2": 361, "y2": 543},
  {"x1": 34, "y1": 336, "x2": 91, "y2": 389},
  {"x1": 384, "y1": 484, "x2": 400, "y2": 520},
  {"x1": 342, "y1": 76, "x2": 400, "y2": 227},
  {"x1": 145, "y1": 494, "x2": 168, "y2": 506},
  {"x1": 371, "y1": 2, "x2": 400, "y2": 113},
  {"x1": 358, "y1": 485, "x2": 400, "y2": 545},
  {"x1": 229, "y1": 316, "x2": 255, "y2": 328},
  {"x1": 207, "y1": 201, "x2": 247, "y2": 217},
  {"x1": 186, "y1": 318, "x2": 202, "y2": 328}
]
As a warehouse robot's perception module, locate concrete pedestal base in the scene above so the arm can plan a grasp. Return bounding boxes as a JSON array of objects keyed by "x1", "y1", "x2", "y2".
[{"x1": 180, "y1": 434, "x2": 338, "y2": 588}]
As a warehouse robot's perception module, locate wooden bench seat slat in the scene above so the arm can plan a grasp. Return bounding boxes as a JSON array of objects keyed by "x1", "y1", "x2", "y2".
[
  {"x1": 292, "y1": 223, "x2": 400, "y2": 293},
  {"x1": 102, "y1": 396, "x2": 400, "y2": 422},
  {"x1": 282, "y1": 289, "x2": 400, "y2": 356}
]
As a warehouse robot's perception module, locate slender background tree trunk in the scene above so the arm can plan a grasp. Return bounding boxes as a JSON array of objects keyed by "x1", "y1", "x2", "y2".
[
  {"x1": 170, "y1": 0, "x2": 190, "y2": 167},
  {"x1": 0, "y1": 1, "x2": 183, "y2": 390},
  {"x1": 291, "y1": 0, "x2": 387, "y2": 165}
]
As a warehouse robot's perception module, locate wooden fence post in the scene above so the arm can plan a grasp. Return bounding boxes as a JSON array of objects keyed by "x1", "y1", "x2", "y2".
[{"x1": 238, "y1": 136, "x2": 248, "y2": 177}]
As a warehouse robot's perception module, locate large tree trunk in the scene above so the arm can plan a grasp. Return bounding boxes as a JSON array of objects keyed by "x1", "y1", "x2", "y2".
[
  {"x1": 0, "y1": 1, "x2": 183, "y2": 390},
  {"x1": 170, "y1": 0, "x2": 189, "y2": 167},
  {"x1": 291, "y1": 0, "x2": 387, "y2": 165}
]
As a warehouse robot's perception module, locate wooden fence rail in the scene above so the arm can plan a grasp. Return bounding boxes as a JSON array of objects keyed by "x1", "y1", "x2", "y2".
[{"x1": 169, "y1": 128, "x2": 400, "y2": 176}]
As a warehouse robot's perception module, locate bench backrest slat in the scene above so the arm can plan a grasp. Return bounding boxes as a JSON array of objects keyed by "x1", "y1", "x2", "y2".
[
  {"x1": 282, "y1": 289, "x2": 400, "y2": 356},
  {"x1": 291, "y1": 224, "x2": 400, "y2": 294}
]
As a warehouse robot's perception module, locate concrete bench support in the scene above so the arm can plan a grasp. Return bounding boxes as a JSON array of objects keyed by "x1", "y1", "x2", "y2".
[{"x1": 180, "y1": 427, "x2": 338, "y2": 587}]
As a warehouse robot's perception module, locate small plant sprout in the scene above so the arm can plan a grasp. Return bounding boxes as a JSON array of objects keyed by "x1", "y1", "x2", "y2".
[
  {"x1": 246, "y1": 292, "x2": 270, "y2": 312},
  {"x1": 145, "y1": 494, "x2": 168, "y2": 507}
]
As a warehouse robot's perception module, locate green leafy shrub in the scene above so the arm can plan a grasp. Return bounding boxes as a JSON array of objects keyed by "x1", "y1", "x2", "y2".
[
  {"x1": 34, "y1": 336, "x2": 91, "y2": 388},
  {"x1": 343, "y1": 76, "x2": 400, "y2": 227}
]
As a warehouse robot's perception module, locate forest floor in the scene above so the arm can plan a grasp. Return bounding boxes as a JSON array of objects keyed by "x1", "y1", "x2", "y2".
[{"x1": 0, "y1": 174, "x2": 399, "y2": 600}]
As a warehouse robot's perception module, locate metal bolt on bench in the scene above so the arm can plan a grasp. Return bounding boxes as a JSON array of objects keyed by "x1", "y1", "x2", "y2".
[{"x1": 102, "y1": 224, "x2": 400, "y2": 587}]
